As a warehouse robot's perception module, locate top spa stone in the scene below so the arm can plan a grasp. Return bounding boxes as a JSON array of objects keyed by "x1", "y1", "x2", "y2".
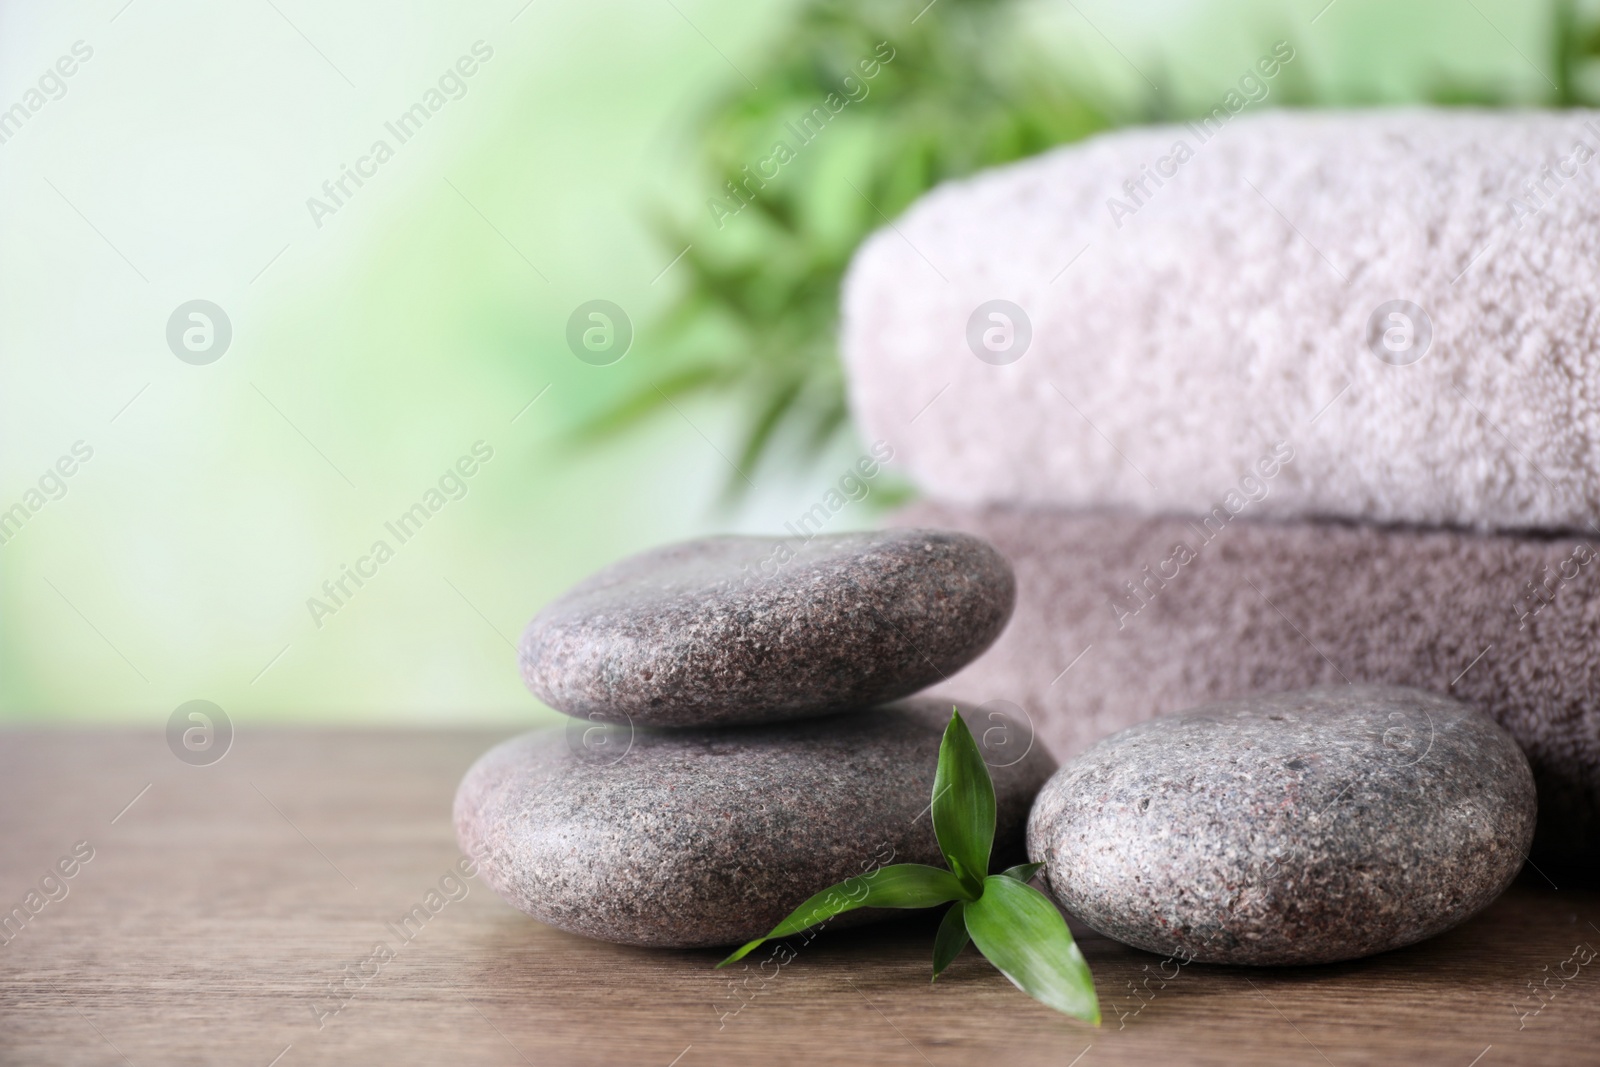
[
  {"x1": 843, "y1": 109, "x2": 1600, "y2": 531},
  {"x1": 519, "y1": 529, "x2": 1015, "y2": 726},
  {"x1": 1027, "y1": 685, "x2": 1537, "y2": 966}
]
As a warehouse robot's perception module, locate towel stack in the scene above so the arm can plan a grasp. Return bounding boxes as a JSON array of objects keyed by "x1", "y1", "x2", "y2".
[{"x1": 841, "y1": 108, "x2": 1600, "y2": 870}]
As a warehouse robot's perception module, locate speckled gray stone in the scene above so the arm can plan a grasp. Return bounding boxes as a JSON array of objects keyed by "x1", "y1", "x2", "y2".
[
  {"x1": 454, "y1": 699, "x2": 1054, "y2": 947},
  {"x1": 519, "y1": 529, "x2": 1015, "y2": 727},
  {"x1": 1027, "y1": 686, "x2": 1536, "y2": 965}
]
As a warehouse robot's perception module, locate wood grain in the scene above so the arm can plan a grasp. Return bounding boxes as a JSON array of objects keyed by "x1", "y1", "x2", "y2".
[{"x1": 1, "y1": 729, "x2": 1597, "y2": 1066}]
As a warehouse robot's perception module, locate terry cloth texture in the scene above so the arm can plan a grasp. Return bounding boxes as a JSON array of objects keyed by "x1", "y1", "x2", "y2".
[
  {"x1": 845, "y1": 109, "x2": 1600, "y2": 533},
  {"x1": 892, "y1": 501, "x2": 1600, "y2": 869}
]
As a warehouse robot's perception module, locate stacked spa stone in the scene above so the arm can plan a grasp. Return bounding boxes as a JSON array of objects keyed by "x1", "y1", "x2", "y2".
[
  {"x1": 454, "y1": 529, "x2": 1054, "y2": 947},
  {"x1": 842, "y1": 108, "x2": 1600, "y2": 878}
]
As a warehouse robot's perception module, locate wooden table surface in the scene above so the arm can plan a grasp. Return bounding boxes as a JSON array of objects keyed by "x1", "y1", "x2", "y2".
[{"x1": 3, "y1": 729, "x2": 1598, "y2": 1067}]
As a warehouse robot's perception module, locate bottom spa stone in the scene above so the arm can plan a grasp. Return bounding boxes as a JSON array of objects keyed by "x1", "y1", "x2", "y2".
[{"x1": 455, "y1": 699, "x2": 1055, "y2": 947}]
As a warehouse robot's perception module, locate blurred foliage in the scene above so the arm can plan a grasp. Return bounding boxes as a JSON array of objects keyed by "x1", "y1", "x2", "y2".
[
  {"x1": 1557, "y1": 0, "x2": 1600, "y2": 103},
  {"x1": 576, "y1": 0, "x2": 1126, "y2": 498},
  {"x1": 581, "y1": 0, "x2": 1600, "y2": 499}
]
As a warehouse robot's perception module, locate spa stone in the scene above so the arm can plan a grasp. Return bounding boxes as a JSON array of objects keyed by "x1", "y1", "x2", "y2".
[
  {"x1": 455, "y1": 700, "x2": 1054, "y2": 947},
  {"x1": 1027, "y1": 685, "x2": 1536, "y2": 965},
  {"x1": 519, "y1": 529, "x2": 1014, "y2": 727}
]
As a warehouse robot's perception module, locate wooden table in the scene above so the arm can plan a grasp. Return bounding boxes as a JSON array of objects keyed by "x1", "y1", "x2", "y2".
[{"x1": 2, "y1": 730, "x2": 1597, "y2": 1066}]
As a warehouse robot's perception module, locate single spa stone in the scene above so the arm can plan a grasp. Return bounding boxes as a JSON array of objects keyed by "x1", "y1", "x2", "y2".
[
  {"x1": 519, "y1": 529, "x2": 1014, "y2": 727},
  {"x1": 1027, "y1": 686, "x2": 1536, "y2": 965},
  {"x1": 454, "y1": 699, "x2": 1054, "y2": 947}
]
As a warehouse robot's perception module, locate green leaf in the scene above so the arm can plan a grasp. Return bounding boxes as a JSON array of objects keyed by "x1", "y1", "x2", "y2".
[
  {"x1": 930, "y1": 901, "x2": 969, "y2": 981},
  {"x1": 566, "y1": 364, "x2": 733, "y2": 442},
  {"x1": 999, "y1": 862, "x2": 1043, "y2": 883},
  {"x1": 718, "y1": 863, "x2": 965, "y2": 968},
  {"x1": 731, "y1": 375, "x2": 805, "y2": 482},
  {"x1": 932, "y1": 709, "x2": 996, "y2": 894},
  {"x1": 964, "y1": 875, "x2": 1100, "y2": 1024}
]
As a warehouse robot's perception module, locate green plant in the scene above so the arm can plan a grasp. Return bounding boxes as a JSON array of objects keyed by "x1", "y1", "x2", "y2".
[
  {"x1": 578, "y1": 0, "x2": 1120, "y2": 501},
  {"x1": 717, "y1": 709, "x2": 1099, "y2": 1023}
]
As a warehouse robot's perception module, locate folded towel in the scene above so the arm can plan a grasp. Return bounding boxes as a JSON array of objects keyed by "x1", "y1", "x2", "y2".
[
  {"x1": 847, "y1": 109, "x2": 1600, "y2": 532},
  {"x1": 893, "y1": 502, "x2": 1600, "y2": 869}
]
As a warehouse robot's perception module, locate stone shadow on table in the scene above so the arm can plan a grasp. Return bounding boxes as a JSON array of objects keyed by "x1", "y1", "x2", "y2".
[{"x1": 1077, "y1": 876, "x2": 1589, "y2": 1031}]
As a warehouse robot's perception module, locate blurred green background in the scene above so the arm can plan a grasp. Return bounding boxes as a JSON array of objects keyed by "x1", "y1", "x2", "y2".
[{"x1": 0, "y1": 0, "x2": 1591, "y2": 724}]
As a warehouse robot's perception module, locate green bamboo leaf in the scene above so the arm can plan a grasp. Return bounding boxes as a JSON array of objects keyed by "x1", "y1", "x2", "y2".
[
  {"x1": 718, "y1": 863, "x2": 966, "y2": 968},
  {"x1": 964, "y1": 875, "x2": 1099, "y2": 1024},
  {"x1": 999, "y1": 862, "x2": 1043, "y2": 883},
  {"x1": 932, "y1": 709, "x2": 995, "y2": 894},
  {"x1": 930, "y1": 901, "x2": 969, "y2": 981},
  {"x1": 733, "y1": 375, "x2": 805, "y2": 477},
  {"x1": 566, "y1": 363, "x2": 734, "y2": 442}
]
